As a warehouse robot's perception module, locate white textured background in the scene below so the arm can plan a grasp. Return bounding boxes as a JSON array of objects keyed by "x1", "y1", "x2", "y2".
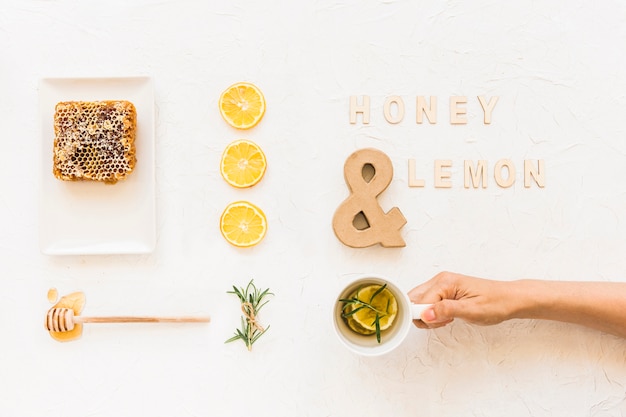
[{"x1": 1, "y1": 1, "x2": 626, "y2": 416}]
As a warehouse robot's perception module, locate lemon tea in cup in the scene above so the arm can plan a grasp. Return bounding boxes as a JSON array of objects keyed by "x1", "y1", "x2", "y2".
[
  {"x1": 333, "y1": 276, "x2": 431, "y2": 356},
  {"x1": 340, "y1": 283, "x2": 399, "y2": 342}
]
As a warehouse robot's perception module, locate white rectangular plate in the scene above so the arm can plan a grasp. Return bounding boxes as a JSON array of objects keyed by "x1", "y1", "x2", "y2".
[{"x1": 39, "y1": 76, "x2": 156, "y2": 255}]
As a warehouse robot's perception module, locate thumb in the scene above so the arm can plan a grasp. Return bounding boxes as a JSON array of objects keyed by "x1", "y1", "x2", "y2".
[{"x1": 420, "y1": 299, "x2": 460, "y2": 324}]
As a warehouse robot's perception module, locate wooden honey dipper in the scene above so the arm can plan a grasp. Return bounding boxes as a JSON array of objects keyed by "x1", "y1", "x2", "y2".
[{"x1": 45, "y1": 307, "x2": 210, "y2": 333}]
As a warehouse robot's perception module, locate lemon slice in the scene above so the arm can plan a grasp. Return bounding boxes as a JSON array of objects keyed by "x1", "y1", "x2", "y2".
[
  {"x1": 349, "y1": 285, "x2": 398, "y2": 331},
  {"x1": 220, "y1": 139, "x2": 267, "y2": 188},
  {"x1": 220, "y1": 201, "x2": 267, "y2": 247},
  {"x1": 343, "y1": 303, "x2": 376, "y2": 335},
  {"x1": 219, "y1": 82, "x2": 266, "y2": 129}
]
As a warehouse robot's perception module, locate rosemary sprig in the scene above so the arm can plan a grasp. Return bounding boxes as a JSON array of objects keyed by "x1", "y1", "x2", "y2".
[
  {"x1": 340, "y1": 283, "x2": 390, "y2": 343},
  {"x1": 226, "y1": 280, "x2": 273, "y2": 351}
]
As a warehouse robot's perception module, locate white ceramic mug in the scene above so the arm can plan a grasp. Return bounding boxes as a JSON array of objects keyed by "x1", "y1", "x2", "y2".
[{"x1": 332, "y1": 275, "x2": 432, "y2": 356}]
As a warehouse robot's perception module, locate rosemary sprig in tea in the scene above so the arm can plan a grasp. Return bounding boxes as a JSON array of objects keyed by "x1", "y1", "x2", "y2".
[
  {"x1": 226, "y1": 279, "x2": 273, "y2": 351},
  {"x1": 340, "y1": 283, "x2": 391, "y2": 343}
]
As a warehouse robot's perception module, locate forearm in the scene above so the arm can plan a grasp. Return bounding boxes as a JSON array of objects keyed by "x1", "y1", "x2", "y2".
[{"x1": 510, "y1": 280, "x2": 626, "y2": 338}]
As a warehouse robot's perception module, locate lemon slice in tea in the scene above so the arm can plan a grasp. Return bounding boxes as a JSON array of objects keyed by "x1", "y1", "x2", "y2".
[
  {"x1": 342, "y1": 303, "x2": 376, "y2": 335},
  {"x1": 350, "y1": 285, "x2": 398, "y2": 331}
]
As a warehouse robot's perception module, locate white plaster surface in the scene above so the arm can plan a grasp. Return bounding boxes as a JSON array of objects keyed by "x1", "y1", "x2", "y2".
[{"x1": 1, "y1": 1, "x2": 626, "y2": 416}]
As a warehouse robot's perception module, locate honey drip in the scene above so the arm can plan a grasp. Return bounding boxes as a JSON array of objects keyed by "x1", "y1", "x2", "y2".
[{"x1": 47, "y1": 288, "x2": 58, "y2": 304}]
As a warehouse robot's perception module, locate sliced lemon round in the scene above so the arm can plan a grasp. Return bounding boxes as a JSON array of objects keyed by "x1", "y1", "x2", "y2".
[
  {"x1": 220, "y1": 201, "x2": 267, "y2": 247},
  {"x1": 219, "y1": 82, "x2": 266, "y2": 129},
  {"x1": 349, "y1": 285, "x2": 398, "y2": 331},
  {"x1": 342, "y1": 303, "x2": 376, "y2": 335},
  {"x1": 220, "y1": 139, "x2": 266, "y2": 188}
]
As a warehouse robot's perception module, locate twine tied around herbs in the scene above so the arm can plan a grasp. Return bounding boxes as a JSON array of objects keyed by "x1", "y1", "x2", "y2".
[
  {"x1": 241, "y1": 301, "x2": 264, "y2": 332},
  {"x1": 225, "y1": 280, "x2": 273, "y2": 351}
]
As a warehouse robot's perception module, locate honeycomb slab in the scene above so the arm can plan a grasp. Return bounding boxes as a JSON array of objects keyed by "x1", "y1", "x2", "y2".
[{"x1": 53, "y1": 100, "x2": 137, "y2": 184}]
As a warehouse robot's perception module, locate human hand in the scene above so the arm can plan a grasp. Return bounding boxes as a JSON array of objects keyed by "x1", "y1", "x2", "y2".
[{"x1": 408, "y1": 271, "x2": 519, "y2": 329}]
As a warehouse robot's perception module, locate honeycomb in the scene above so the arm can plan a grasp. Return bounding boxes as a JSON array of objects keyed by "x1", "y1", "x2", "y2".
[{"x1": 53, "y1": 100, "x2": 137, "y2": 184}]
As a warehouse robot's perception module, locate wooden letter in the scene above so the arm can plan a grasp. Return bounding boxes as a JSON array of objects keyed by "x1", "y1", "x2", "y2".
[
  {"x1": 450, "y1": 96, "x2": 467, "y2": 124},
  {"x1": 383, "y1": 95, "x2": 405, "y2": 124},
  {"x1": 408, "y1": 159, "x2": 425, "y2": 187},
  {"x1": 416, "y1": 96, "x2": 437, "y2": 124},
  {"x1": 478, "y1": 96, "x2": 499, "y2": 124},
  {"x1": 434, "y1": 160, "x2": 452, "y2": 188},
  {"x1": 494, "y1": 159, "x2": 516, "y2": 188},
  {"x1": 350, "y1": 95, "x2": 371, "y2": 124},
  {"x1": 524, "y1": 159, "x2": 545, "y2": 188},
  {"x1": 464, "y1": 160, "x2": 488, "y2": 189}
]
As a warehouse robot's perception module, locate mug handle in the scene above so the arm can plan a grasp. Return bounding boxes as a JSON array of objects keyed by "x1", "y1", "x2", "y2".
[{"x1": 410, "y1": 303, "x2": 433, "y2": 320}]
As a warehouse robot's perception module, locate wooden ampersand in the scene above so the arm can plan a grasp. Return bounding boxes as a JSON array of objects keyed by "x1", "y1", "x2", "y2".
[{"x1": 333, "y1": 148, "x2": 406, "y2": 248}]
